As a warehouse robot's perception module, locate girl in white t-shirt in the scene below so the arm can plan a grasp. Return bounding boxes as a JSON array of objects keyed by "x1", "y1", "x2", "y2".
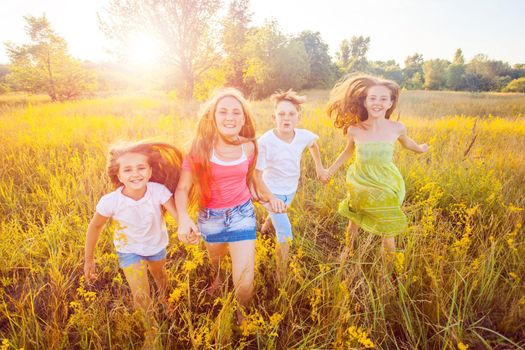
[
  {"x1": 256, "y1": 90, "x2": 329, "y2": 281},
  {"x1": 84, "y1": 140, "x2": 191, "y2": 336}
]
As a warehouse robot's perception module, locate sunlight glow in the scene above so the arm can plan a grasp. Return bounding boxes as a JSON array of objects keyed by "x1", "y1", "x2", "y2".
[{"x1": 125, "y1": 33, "x2": 164, "y2": 66}]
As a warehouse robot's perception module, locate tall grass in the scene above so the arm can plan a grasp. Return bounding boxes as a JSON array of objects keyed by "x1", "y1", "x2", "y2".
[{"x1": 0, "y1": 92, "x2": 524, "y2": 349}]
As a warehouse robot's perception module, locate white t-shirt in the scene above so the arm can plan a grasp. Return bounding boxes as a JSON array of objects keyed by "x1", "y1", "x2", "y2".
[
  {"x1": 96, "y1": 182, "x2": 173, "y2": 255},
  {"x1": 256, "y1": 128, "x2": 318, "y2": 194}
]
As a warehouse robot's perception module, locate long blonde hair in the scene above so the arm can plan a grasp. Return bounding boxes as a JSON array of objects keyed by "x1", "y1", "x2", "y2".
[
  {"x1": 187, "y1": 88, "x2": 258, "y2": 206},
  {"x1": 326, "y1": 75, "x2": 400, "y2": 134}
]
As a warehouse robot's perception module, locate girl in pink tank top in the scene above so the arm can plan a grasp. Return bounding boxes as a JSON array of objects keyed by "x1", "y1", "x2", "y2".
[{"x1": 175, "y1": 88, "x2": 285, "y2": 325}]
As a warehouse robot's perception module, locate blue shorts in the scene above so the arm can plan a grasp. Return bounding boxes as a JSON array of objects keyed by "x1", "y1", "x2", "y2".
[
  {"x1": 116, "y1": 248, "x2": 167, "y2": 268},
  {"x1": 265, "y1": 192, "x2": 296, "y2": 243},
  {"x1": 198, "y1": 199, "x2": 256, "y2": 243}
]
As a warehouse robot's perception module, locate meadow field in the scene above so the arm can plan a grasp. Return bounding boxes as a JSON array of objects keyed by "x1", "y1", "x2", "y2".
[{"x1": 0, "y1": 90, "x2": 524, "y2": 349}]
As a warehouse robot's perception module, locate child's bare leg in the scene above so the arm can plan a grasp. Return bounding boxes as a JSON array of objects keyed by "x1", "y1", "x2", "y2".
[
  {"x1": 205, "y1": 242, "x2": 228, "y2": 294},
  {"x1": 275, "y1": 241, "x2": 290, "y2": 283},
  {"x1": 228, "y1": 240, "x2": 256, "y2": 325},
  {"x1": 123, "y1": 261, "x2": 152, "y2": 311},
  {"x1": 381, "y1": 237, "x2": 396, "y2": 272},
  {"x1": 268, "y1": 209, "x2": 293, "y2": 280},
  {"x1": 146, "y1": 259, "x2": 168, "y2": 304},
  {"x1": 341, "y1": 220, "x2": 358, "y2": 261},
  {"x1": 122, "y1": 261, "x2": 156, "y2": 331}
]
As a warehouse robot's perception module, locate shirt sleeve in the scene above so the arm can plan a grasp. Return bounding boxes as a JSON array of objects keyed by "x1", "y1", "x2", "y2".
[
  {"x1": 151, "y1": 183, "x2": 173, "y2": 204},
  {"x1": 95, "y1": 194, "x2": 114, "y2": 218},
  {"x1": 303, "y1": 129, "x2": 319, "y2": 147}
]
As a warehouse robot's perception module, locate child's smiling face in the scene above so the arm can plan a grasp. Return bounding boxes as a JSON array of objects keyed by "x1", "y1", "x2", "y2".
[
  {"x1": 117, "y1": 152, "x2": 152, "y2": 191},
  {"x1": 273, "y1": 100, "x2": 300, "y2": 134},
  {"x1": 214, "y1": 96, "x2": 246, "y2": 139},
  {"x1": 364, "y1": 85, "x2": 393, "y2": 119}
]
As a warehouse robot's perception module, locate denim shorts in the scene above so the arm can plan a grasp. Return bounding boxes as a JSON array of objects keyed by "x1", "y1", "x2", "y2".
[
  {"x1": 116, "y1": 248, "x2": 167, "y2": 268},
  {"x1": 198, "y1": 199, "x2": 256, "y2": 243},
  {"x1": 263, "y1": 192, "x2": 296, "y2": 243}
]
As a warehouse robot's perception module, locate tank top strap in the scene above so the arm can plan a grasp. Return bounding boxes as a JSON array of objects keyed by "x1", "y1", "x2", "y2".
[{"x1": 210, "y1": 145, "x2": 247, "y2": 166}]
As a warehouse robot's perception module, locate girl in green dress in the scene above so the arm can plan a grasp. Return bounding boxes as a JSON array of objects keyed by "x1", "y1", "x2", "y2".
[{"x1": 326, "y1": 75, "x2": 429, "y2": 263}]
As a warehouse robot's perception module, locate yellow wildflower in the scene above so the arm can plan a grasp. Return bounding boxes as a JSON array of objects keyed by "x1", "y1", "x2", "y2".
[
  {"x1": 347, "y1": 326, "x2": 375, "y2": 348},
  {"x1": 394, "y1": 252, "x2": 405, "y2": 275},
  {"x1": 457, "y1": 341, "x2": 469, "y2": 350}
]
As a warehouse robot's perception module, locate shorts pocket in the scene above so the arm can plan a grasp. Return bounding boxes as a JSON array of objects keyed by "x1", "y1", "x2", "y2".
[{"x1": 238, "y1": 201, "x2": 255, "y2": 218}]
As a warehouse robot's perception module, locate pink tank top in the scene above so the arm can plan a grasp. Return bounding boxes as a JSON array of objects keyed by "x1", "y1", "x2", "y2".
[{"x1": 182, "y1": 145, "x2": 254, "y2": 209}]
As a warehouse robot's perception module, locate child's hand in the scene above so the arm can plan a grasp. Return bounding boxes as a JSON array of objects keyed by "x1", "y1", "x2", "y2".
[
  {"x1": 316, "y1": 167, "x2": 330, "y2": 184},
  {"x1": 178, "y1": 218, "x2": 199, "y2": 244},
  {"x1": 269, "y1": 197, "x2": 287, "y2": 213},
  {"x1": 84, "y1": 259, "x2": 97, "y2": 281},
  {"x1": 187, "y1": 228, "x2": 201, "y2": 245},
  {"x1": 418, "y1": 143, "x2": 429, "y2": 153}
]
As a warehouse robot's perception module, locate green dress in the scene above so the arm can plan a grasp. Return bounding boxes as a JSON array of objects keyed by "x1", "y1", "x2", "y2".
[{"x1": 338, "y1": 142, "x2": 407, "y2": 237}]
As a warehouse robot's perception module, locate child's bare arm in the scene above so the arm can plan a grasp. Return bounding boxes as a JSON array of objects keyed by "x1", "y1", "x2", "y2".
[
  {"x1": 327, "y1": 133, "x2": 355, "y2": 177},
  {"x1": 174, "y1": 170, "x2": 199, "y2": 244},
  {"x1": 254, "y1": 169, "x2": 286, "y2": 213},
  {"x1": 398, "y1": 124, "x2": 429, "y2": 153},
  {"x1": 308, "y1": 141, "x2": 329, "y2": 183},
  {"x1": 163, "y1": 196, "x2": 178, "y2": 220},
  {"x1": 164, "y1": 196, "x2": 199, "y2": 245},
  {"x1": 84, "y1": 213, "x2": 108, "y2": 281}
]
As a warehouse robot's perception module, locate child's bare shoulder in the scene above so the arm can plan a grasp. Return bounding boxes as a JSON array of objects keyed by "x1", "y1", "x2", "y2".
[
  {"x1": 387, "y1": 120, "x2": 406, "y2": 132},
  {"x1": 243, "y1": 139, "x2": 256, "y2": 156},
  {"x1": 347, "y1": 125, "x2": 360, "y2": 134}
]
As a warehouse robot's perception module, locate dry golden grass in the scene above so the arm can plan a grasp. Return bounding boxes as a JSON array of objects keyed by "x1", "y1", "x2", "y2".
[{"x1": 0, "y1": 91, "x2": 524, "y2": 349}]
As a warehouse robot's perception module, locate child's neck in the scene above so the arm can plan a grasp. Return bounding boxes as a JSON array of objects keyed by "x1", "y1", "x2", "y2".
[
  {"x1": 121, "y1": 186, "x2": 147, "y2": 201},
  {"x1": 215, "y1": 135, "x2": 241, "y2": 149},
  {"x1": 273, "y1": 128, "x2": 295, "y2": 143},
  {"x1": 362, "y1": 118, "x2": 387, "y2": 131}
]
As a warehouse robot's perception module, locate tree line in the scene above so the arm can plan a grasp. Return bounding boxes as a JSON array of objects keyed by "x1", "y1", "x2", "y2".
[{"x1": 1, "y1": 0, "x2": 525, "y2": 101}]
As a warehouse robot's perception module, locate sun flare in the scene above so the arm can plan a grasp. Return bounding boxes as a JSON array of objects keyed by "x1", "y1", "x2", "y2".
[{"x1": 125, "y1": 33, "x2": 164, "y2": 66}]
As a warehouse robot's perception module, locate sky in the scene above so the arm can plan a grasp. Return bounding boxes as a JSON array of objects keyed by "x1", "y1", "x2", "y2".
[{"x1": 1, "y1": 0, "x2": 524, "y2": 67}]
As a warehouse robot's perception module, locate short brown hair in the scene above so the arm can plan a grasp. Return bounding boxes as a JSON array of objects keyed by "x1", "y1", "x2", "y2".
[{"x1": 271, "y1": 89, "x2": 307, "y2": 112}]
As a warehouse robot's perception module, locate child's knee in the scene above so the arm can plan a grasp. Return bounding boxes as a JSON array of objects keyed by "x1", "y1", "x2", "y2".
[
  {"x1": 234, "y1": 266, "x2": 254, "y2": 286},
  {"x1": 236, "y1": 277, "x2": 254, "y2": 295}
]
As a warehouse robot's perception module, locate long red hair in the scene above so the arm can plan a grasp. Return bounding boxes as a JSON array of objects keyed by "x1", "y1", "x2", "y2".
[
  {"x1": 107, "y1": 140, "x2": 183, "y2": 194},
  {"x1": 326, "y1": 75, "x2": 400, "y2": 134},
  {"x1": 187, "y1": 88, "x2": 258, "y2": 207}
]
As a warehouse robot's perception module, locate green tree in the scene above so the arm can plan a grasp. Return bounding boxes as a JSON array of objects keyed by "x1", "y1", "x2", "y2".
[
  {"x1": 222, "y1": 0, "x2": 252, "y2": 92},
  {"x1": 368, "y1": 60, "x2": 403, "y2": 85},
  {"x1": 5, "y1": 16, "x2": 96, "y2": 101},
  {"x1": 423, "y1": 59, "x2": 449, "y2": 90},
  {"x1": 464, "y1": 54, "x2": 511, "y2": 91},
  {"x1": 446, "y1": 49, "x2": 466, "y2": 90},
  {"x1": 0, "y1": 65, "x2": 9, "y2": 93},
  {"x1": 100, "y1": 0, "x2": 221, "y2": 98},
  {"x1": 452, "y1": 48, "x2": 465, "y2": 65},
  {"x1": 295, "y1": 31, "x2": 334, "y2": 89},
  {"x1": 347, "y1": 35, "x2": 370, "y2": 73},
  {"x1": 336, "y1": 39, "x2": 350, "y2": 71},
  {"x1": 502, "y1": 77, "x2": 525, "y2": 92},
  {"x1": 402, "y1": 53, "x2": 424, "y2": 88},
  {"x1": 243, "y1": 22, "x2": 309, "y2": 98}
]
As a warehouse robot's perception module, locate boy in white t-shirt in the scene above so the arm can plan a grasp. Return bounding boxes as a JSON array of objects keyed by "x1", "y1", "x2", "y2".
[{"x1": 256, "y1": 89, "x2": 329, "y2": 281}]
